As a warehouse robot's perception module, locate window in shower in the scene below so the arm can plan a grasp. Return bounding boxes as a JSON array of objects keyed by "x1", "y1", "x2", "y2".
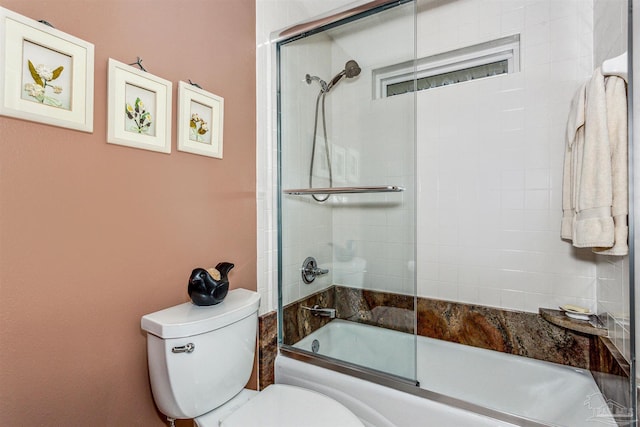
[
  {"x1": 386, "y1": 59, "x2": 508, "y2": 96},
  {"x1": 374, "y1": 34, "x2": 520, "y2": 98}
]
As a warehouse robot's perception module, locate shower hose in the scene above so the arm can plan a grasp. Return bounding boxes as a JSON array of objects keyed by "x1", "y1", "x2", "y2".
[{"x1": 309, "y1": 90, "x2": 332, "y2": 202}]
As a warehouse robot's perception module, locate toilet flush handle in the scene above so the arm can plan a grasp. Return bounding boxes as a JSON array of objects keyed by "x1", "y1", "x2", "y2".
[{"x1": 172, "y1": 343, "x2": 195, "y2": 354}]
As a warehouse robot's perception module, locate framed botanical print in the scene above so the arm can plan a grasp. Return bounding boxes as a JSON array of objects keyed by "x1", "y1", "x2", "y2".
[
  {"x1": 177, "y1": 81, "x2": 224, "y2": 159},
  {"x1": 0, "y1": 7, "x2": 94, "y2": 132},
  {"x1": 107, "y1": 58, "x2": 172, "y2": 153}
]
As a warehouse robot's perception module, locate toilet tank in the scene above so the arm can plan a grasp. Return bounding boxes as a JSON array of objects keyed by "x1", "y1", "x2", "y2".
[{"x1": 141, "y1": 288, "x2": 260, "y2": 419}]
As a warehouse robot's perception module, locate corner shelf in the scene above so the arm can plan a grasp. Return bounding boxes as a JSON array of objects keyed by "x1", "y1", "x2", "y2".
[{"x1": 539, "y1": 308, "x2": 607, "y2": 336}]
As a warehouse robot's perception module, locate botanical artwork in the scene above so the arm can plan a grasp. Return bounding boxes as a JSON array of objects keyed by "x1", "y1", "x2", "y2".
[
  {"x1": 21, "y1": 40, "x2": 72, "y2": 110},
  {"x1": 124, "y1": 83, "x2": 156, "y2": 136},
  {"x1": 189, "y1": 100, "x2": 212, "y2": 144},
  {"x1": 125, "y1": 98, "x2": 152, "y2": 134},
  {"x1": 176, "y1": 80, "x2": 222, "y2": 158}
]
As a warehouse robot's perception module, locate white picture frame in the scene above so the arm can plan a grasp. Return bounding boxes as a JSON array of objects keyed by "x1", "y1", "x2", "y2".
[
  {"x1": 177, "y1": 81, "x2": 224, "y2": 158},
  {"x1": 0, "y1": 7, "x2": 94, "y2": 132},
  {"x1": 107, "y1": 58, "x2": 172, "y2": 154}
]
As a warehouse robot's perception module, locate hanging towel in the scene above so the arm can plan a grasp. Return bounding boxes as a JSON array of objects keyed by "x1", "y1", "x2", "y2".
[
  {"x1": 594, "y1": 75, "x2": 628, "y2": 255},
  {"x1": 561, "y1": 68, "x2": 628, "y2": 255}
]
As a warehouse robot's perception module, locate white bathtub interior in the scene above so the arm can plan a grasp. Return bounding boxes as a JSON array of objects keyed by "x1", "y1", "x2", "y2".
[
  {"x1": 292, "y1": 320, "x2": 614, "y2": 427},
  {"x1": 295, "y1": 318, "x2": 416, "y2": 379}
]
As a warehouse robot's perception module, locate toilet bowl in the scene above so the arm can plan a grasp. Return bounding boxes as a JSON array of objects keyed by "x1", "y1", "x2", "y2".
[
  {"x1": 196, "y1": 383, "x2": 362, "y2": 427},
  {"x1": 141, "y1": 288, "x2": 363, "y2": 427}
]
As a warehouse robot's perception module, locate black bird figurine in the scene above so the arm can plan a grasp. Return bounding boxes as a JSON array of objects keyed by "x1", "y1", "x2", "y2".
[{"x1": 188, "y1": 262, "x2": 234, "y2": 306}]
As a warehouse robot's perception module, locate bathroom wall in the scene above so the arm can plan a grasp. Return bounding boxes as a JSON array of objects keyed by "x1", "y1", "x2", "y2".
[
  {"x1": 0, "y1": 1, "x2": 256, "y2": 425},
  {"x1": 414, "y1": 0, "x2": 599, "y2": 312}
]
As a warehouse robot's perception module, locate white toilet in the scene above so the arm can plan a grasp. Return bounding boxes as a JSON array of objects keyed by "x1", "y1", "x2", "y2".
[{"x1": 141, "y1": 288, "x2": 363, "y2": 427}]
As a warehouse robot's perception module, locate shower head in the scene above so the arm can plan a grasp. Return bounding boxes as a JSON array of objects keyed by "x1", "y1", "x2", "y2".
[
  {"x1": 344, "y1": 60, "x2": 362, "y2": 78},
  {"x1": 305, "y1": 60, "x2": 361, "y2": 94},
  {"x1": 326, "y1": 59, "x2": 361, "y2": 92}
]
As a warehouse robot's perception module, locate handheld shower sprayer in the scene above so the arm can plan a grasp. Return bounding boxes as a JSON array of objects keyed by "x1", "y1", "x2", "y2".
[
  {"x1": 306, "y1": 59, "x2": 361, "y2": 202},
  {"x1": 326, "y1": 60, "x2": 362, "y2": 92},
  {"x1": 305, "y1": 59, "x2": 361, "y2": 93}
]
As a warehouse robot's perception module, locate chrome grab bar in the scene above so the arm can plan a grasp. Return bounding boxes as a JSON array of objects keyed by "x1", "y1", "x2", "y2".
[{"x1": 283, "y1": 185, "x2": 404, "y2": 195}]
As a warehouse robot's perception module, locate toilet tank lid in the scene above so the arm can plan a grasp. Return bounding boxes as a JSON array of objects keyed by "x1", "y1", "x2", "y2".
[{"x1": 141, "y1": 288, "x2": 260, "y2": 339}]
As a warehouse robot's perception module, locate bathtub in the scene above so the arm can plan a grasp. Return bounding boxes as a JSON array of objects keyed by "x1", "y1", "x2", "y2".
[{"x1": 276, "y1": 319, "x2": 615, "y2": 427}]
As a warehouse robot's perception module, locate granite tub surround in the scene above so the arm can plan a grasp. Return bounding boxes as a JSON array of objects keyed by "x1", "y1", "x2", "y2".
[
  {"x1": 258, "y1": 288, "x2": 336, "y2": 389},
  {"x1": 417, "y1": 298, "x2": 592, "y2": 368},
  {"x1": 590, "y1": 333, "x2": 630, "y2": 377},
  {"x1": 277, "y1": 285, "x2": 632, "y2": 374},
  {"x1": 271, "y1": 285, "x2": 632, "y2": 421},
  {"x1": 589, "y1": 335, "x2": 632, "y2": 420},
  {"x1": 258, "y1": 310, "x2": 277, "y2": 390},
  {"x1": 335, "y1": 285, "x2": 591, "y2": 368},
  {"x1": 282, "y1": 287, "x2": 335, "y2": 345},
  {"x1": 282, "y1": 286, "x2": 592, "y2": 368},
  {"x1": 334, "y1": 286, "x2": 415, "y2": 334}
]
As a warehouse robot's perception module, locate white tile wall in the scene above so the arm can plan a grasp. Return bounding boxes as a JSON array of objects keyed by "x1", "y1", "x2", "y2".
[
  {"x1": 279, "y1": 3, "x2": 416, "y2": 302},
  {"x1": 416, "y1": 0, "x2": 599, "y2": 313},
  {"x1": 279, "y1": 34, "x2": 336, "y2": 305},
  {"x1": 258, "y1": 1, "x2": 631, "y2": 322},
  {"x1": 598, "y1": 255, "x2": 630, "y2": 358}
]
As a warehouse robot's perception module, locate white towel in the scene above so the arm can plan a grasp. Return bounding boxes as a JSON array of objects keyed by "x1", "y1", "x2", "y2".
[
  {"x1": 561, "y1": 83, "x2": 586, "y2": 241},
  {"x1": 561, "y1": 68, "x2": 628, "y2": 255},
  {"x1": 594, "y1": 75, "x2": 628, "y2": 255}
]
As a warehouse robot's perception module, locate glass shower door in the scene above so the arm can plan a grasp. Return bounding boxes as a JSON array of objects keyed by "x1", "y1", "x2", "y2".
[{"x1": 277, "y1": 1, "x2": 417, "y2": 383}]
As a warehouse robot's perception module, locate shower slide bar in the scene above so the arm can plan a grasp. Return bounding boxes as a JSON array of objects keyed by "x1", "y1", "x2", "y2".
[{"x1": 283, "y1": 185, "x2": 404, "y2": 195}]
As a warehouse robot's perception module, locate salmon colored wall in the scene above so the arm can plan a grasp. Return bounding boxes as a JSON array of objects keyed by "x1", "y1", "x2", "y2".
[{"x1": 0, "y1": 1, "x2": 256, "y2": 425}]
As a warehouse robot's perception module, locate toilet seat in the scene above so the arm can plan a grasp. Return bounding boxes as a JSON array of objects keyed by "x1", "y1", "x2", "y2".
[{"x1": 207, "y1": 384, "x2": 363, "y2": 427}]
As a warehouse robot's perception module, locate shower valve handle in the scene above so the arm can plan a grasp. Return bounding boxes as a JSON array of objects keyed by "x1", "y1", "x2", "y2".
[
  {"x1": 307, "y1": 266, "x2": 329, "y2": 275},
  {"x1": 301, "y1": 257, "x2": 329, "y2": 284}
]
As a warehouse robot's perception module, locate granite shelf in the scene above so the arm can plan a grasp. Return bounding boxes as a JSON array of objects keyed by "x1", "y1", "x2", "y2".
[{"x1": 539, "y1": 308, "x2": 608, "y2": 336}]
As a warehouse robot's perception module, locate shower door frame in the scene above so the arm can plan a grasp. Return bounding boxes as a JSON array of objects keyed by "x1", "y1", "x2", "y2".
[
  {"x1": 275, "y1": 0, "x2": 420, "y2": 389},
  {"x1": 629, "y1": 1, "x2": 637, "y2": 426}
]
